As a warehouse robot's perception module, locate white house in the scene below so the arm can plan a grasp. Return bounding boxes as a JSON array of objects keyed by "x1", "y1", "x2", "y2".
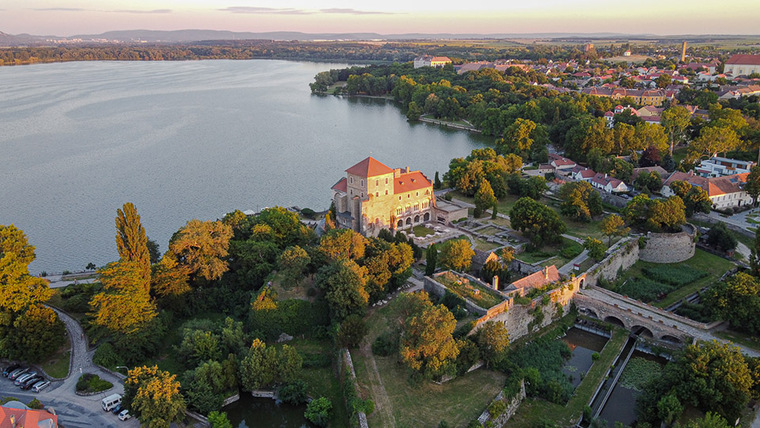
[
  {"x1": 590, "y1": 173, "x2": 629, "y2": 193},
  {"x1": 697, "y1": 157, "x2": 755, "y2": 178},
  {"x1": 661, "y1": 171, "x2": 752, "y2": 210}
]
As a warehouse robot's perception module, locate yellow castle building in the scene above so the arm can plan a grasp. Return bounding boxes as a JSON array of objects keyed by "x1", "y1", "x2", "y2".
[{"x1": 331, "y1": 157, "x2": 436, "y2": 236}]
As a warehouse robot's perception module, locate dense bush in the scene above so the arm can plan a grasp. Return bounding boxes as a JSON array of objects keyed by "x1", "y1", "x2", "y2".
[
  {"x1": 76, "y1": 373, "x2": 113, "y2": 393},
  {"x1": 674, "y1": 301, "x2": 715, "y2": 323},
  {"x1": 504, "y1": 337, "x2": 573, "y2": 404},
  {"x1": 278, "y1": 380, "x2": 309, "y2": 405},
  {"x1": 92, "y1": 343, "x2": 121, "y2": 368},
  {"x1": 559, "y1": 240, "x2": 583, "y2": 259},
  {"x1": 249, "y1": 298, "x2": 330, "y2": 341},
  {"x1": 641, "y1": 265, "x2": 707, "y2": 286},
  {"x1": 371, "y1": 330, "x2": 399, "y2": 357}
]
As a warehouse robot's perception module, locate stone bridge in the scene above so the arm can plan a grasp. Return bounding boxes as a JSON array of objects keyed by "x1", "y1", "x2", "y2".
[{"x1": 574, "y1": 287, "x2": 708, "y2": 344}]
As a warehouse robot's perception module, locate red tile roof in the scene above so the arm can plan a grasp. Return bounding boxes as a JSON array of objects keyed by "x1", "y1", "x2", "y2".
[
  {"x1": 0, "y1": 405, "x2": 58, "y2": 428},
  {"x1": 345, "y1": 157, "x2": 394, "y2": 177},
  {"x1": 394, "y1": 171, "x2": 432, "y2": 194},
  {"x1": 511, "y1": 266, "x2": 560, "y2": 291},
  {"x1": 664, "y1": 171, "x2": 748, "y2": 197},
  {"x1": 331, "y1": 177, "x2": 347, "y2": 193},
  {"x1": 726, "y1": 54, "x2": 760, "y2": 66}
]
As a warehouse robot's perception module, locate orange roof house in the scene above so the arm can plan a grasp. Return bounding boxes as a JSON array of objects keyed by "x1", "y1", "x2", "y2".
[{"x1": 0, "y1": 402, "x2": 58, "y2": 428}]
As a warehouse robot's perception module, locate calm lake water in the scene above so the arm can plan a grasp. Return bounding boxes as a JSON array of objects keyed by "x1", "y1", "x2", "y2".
[{"x1": 0, "y1": 60, "x2": 488, "y2": 273}]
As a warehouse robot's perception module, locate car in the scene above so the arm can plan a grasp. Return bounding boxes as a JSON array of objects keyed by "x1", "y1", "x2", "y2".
[
  {"x1": 111, "y1": 404, "x2": 122, "y2": 414},
  {"x1": 118, "y1": 409, "x2": 131, "y2": 421},
  {"x1": 32, "y1": 380, "x2": 50, "y2": 392},
  {"x1": 8, "y1": 368, "x2": 28, "y2": 380},
  {"x1": 20, "y1": 376, "x2": 43, "y2": 389},
  {"x1": 3, "y1": 364, "x2": 20, "y2": 377},
  {"x1": 14, "y1": 372, "x2": 37, "y2": 386}
]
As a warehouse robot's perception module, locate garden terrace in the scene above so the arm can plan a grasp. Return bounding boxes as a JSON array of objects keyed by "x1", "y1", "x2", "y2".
[{"x1": 431, "y1": 271, "x2": 507, "y2": 310}]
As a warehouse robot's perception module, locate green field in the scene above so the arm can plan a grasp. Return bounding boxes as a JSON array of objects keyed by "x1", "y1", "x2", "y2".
[
  {"x1": 609, "y1": 249, "x2": 735, "y2": 308},
  {"x1": 354, "y1": 301, "x2": 506, "y2": 428}
]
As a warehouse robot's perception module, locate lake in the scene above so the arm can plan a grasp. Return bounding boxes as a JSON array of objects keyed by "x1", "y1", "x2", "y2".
[{"x1": 0, "y1": 60, "x2": 489, "y2": 273}]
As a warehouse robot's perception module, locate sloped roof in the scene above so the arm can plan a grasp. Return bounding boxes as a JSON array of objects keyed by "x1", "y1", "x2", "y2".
[
  {"x1": 510, "y1": 266, "x2": 560, "y2": 291},
  {"x1": 663, "y1": 171, "x2": 748, "y2": 197},
  {"x1": 0, "y1": 404, "x2": 58, "y2": 428},
  {"x1": 394, "y1": 171, "x2": 432, "y2": 194},
  {"x1": 726, "y1": 54, "x2": 760, "y2": 66},
  {"x1": 331, "y1": 177, "x2": 347, "y2": 193},
  {"x1": 345, "y1": 157, "x2": 394, "y2": 177}
]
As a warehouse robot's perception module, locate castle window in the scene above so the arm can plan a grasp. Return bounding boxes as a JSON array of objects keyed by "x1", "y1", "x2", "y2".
[
  {"x1": 385, "y1": 178, "x2": 388, "y2": 184},
  {"x1": 414, "y1": 203, "x2": 419, "y2": 211},
  {"x1": 385, "y1": 190, "x2": 388, "y2": 195},
  {"x1": 361, "y1": 179, "x2": 364, "y2": 187},
  {"x1": 407, "y1": 194, "x2": 410, "y2": 198},
  {"x1": 398, "y1": 196, "x2": 402, "y2": 201},
  {"x1": 396, "y1": 208, "x2": 402, "y2": 215},
  {"x1": 416, "y1": 192, "x2": 419, "y2": 196},
  {"x1": 361, "y1": 193, "x2": 364, "y2": 198},
  {"x1": 350, "y1": 177, "x2": 353, "y2": 183},
  {"x1": 376, "y1": 192, "x2": 379, "y2": 197},
  {"x1": 376, "y1": 179, "x2": 379, "y2": 186}
]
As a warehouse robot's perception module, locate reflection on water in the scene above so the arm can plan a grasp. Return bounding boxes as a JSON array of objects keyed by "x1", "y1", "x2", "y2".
[
  {"x1": 562, "y1": 327, "x2": 609, "y2": 388},
  {"x1": 224, "y1": 394, "x2": 314, "y2": 428},
  {"x1": 598, "y1": 350, "x2": 667, "y2": 427}
]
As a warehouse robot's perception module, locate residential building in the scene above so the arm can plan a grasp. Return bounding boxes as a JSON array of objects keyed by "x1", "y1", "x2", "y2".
[
  {"x1": 0, "y1": 401, "x2": 58, "y2": 428},
  {"x1": 331, "y1": 157, "x2": 435, "y2": 236},
  {"x1": 696, "y1": 157, "x2": 755, "y2": 177},
  {"x1": 504, "y1": 265, "x2": 560, "y2": 294},
  {"x1": 590, "y1": 173, "x2": 629, "y2": 193},
  {"x1": 413, "y1": 55, "x2": 452, "y2": 69},
  {"x1": 548, "y1": 153, "x2": 577, "y2": 172},
  {"x1": 724, "y1": 54, "x2": 760, "y2": 77},
  {"x1": 661, "y1": 171, "x2": 751, "y2": 210}
]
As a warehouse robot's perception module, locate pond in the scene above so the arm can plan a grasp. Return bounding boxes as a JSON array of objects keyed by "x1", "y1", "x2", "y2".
[
  {"x1": 597, "y1": 351, "x2": 666, "y2": 427},
  {"x1": 224, "y1": 394, "x2": 315, "y2": 428},
  {"x1": 561, "y1": 327, "x2": 609, "y2": 388}
]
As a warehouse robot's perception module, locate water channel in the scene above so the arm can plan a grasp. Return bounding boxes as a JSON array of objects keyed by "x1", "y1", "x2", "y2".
[
  {"x1": 562, "y1": 327, "x2": 609, "y2": 389},
  {"x1": 224, "y1": 394, "x2": 314, "y2": 428}
]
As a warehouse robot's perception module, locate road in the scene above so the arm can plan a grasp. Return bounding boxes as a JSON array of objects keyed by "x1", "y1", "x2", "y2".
[{"x1": 1, "y1": 308, "x2": 140, "y2": 428}]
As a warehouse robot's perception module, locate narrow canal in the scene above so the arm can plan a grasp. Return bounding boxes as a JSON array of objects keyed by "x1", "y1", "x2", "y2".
[{"x1": 224, "y1": 394, "x2": 314, "y2": 428}]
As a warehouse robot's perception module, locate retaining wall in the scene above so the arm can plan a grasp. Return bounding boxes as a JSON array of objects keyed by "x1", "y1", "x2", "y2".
[
  {"x1": 583, "y1": 238, "x2": 639, "y2": 287},
  {"x1": 639, "y1": 226, "x2": 696, "y2": 263}
]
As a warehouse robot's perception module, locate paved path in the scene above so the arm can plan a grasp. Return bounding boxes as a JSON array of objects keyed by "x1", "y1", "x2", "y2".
[
  {"x1": 28, "y1": 308, "x2": 137, "y2": 428},
  {"x1": 580, "y1": 286, "x2": 760, "y2": 358}
]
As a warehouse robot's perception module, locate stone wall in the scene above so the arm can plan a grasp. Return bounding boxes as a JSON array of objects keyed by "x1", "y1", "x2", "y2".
[
  {"x1": 477, "y1": 380, "x2": 527, "y2": 427},
  {"x1": 639, "y1": 226, "x2": 696, "y2": 263},
  {"x1": 342, "y1": 349, "x2": 369, "y2": 428},
  {"x1": 583, "y1": 238, "x2": 640, "y2": 287}
]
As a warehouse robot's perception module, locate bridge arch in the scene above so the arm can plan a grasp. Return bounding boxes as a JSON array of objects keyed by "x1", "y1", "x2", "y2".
[
  {"x1": 660, "y1": 335, "x2": 682, "y2": 344},
  {"x1": 604, "y1": 316, "x2": 625, "y2": 328},
  {"x1": 632, "y1": 325, "x2": 654, "y2": 338},
  {"x1": 581, "y1": 307, "x2": 599, "y2": 319}
]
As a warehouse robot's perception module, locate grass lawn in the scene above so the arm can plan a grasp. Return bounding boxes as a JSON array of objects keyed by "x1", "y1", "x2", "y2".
[
  {"x1": 474, "y1": 238, "x2": 502, "y2": 252},
  {"x1": 508, "y1": 328, "x2": 628, "y2": 427},
  {"x1": 289, "y1": 338, "x2": 349, "y2": 428},
  {"x1": 563, "y1": 218, "x2": 606, "y2": 241},
  {"x1": 412, "y1": 225, "x2": 435, "y2": 237},
  {"x1": 610, "y1": 249, "x2": 735, "y2": 308},
  {"x1": 714, "y1": 330, "x2": 760, "y2": 354},
  {"x1": 450, "y1": 191, "x2": 521, "y2": 217},
  {"x1": 486, "y1": 217, "x2": 512, "y2": 228},
  {"x1": 477, "y1": 226, "x2": 502, "y2": 236},
  {"x1": 41, "y1": 348, "x2": 70, "y2": 379},
  {"x1": 354, "y1": 301, "x2": 506, "y2": 428},
  {"x1": 517, "y1": 238, "x2": 583, "y2": 266}
]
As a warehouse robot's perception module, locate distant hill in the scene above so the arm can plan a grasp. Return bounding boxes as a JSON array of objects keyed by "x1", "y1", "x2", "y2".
[{"x1": 0, "y1": 29, "x2": 757, "y2": 46}]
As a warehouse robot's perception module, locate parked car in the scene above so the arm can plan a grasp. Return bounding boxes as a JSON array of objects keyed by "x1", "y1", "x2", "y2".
[
  {"x1": 14, "y1": 372, "x2": 37, "y2": 386},
  {"x1": 32, "y1": 380, "x2": 51, "y2": 392},
  {"x1": 8, "y1": 368, "x2": 28, "y2": 380},
  {"x1": 118, "y1": 409, "x2": 131, "y2": 421},
  {"x1": 111, "y1": 404, "x2": 122, "y2": 414},
  {"x1": 3, "y1": 364, "x2": 20, "y2": 377},
  {"x1": 20, "y1": 376, "x2": 43, "y2": 389}
]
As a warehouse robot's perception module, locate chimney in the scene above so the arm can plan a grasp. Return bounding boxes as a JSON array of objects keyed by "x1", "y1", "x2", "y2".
[
  {"x1": 545, "y1": 267, "x2": 549, "y2": 280},
  {"x1": 405, "y1": 166, "x2": 410, "y2": 173},
  {"x1": 493, "y1": 275, "x2": 499, "y2": 290},
  {"x1": 10, "y1": 415, "x2": 15, "y2": 427}
]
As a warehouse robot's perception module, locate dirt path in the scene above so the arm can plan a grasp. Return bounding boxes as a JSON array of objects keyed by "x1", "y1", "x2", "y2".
[{"x1": 358, "y1": 343, "x2": 396, "y2": 428}]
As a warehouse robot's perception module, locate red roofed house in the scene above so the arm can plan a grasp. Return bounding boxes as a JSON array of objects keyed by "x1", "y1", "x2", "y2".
[
  {"x1": 332, "y1": 157, "x2": 435, "y2": 235},
  {"x1": 0, "y1": 401, "x2": 58, "y2": 428},
  {"x1": 661, "y1": 170, "x2": 751, "y2": 210},
  {"x1": 507, "y1": 265, "x2": 560, "y2": 293},
  {"x1": 724, "y1": 54, "x2": 760, "y2": 77}
]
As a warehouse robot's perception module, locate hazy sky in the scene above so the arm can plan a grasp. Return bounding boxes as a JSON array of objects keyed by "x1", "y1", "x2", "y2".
[{"x1": 2, "y1": 0, "x2": 759, "y2": 36}]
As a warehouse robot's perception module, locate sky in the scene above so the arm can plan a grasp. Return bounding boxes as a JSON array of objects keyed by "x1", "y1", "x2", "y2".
[{"x1": 2, "y1": 0, "x2": 759, "y2": 37}]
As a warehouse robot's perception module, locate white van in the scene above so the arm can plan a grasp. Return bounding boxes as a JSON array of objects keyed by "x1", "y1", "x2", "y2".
[{"x1": 101, "y1": 393, "x2": 122, "y2": 411}]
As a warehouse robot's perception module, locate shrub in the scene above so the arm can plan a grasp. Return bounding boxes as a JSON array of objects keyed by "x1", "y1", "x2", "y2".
[
  {"x1": 278, "y1": 380, "x2": 309, "y2": 405},
  {"x1": 371, "y1": 330, "x2": 399, "y2": 356},
  {"x1": 304, "y1": 397, "x2": 332, "y2": 427},
  {"x1": 591, "y1": 352, "x2": 600, "y2": 361},
  {"x1": 559, "y1": 241, "x2": 583, "y2": 259},
  {"x1": 93, "y1": 343, "x2": 121, "y2": 369},
  {"x1": 618, "y1": 278, "x2": 676, "y2": 302},
  {"x1": 453, "y1": 321, "x2": 476, "y2": 339},
  {"x1": 300, "y1": 208, "x2": 316, "y2": 219},
  {"x1": 76, "y1": 373, "x2": 113, "y2": 393},
  {"x1": 28, "y1": 398, "x2": 43, "y2": 409},
  {"x1": 488, "y1": 400, "x2": 507, "y2": 418},
  {"x1": 337, "y1": 315, "x2": 368, "y2": 349}
]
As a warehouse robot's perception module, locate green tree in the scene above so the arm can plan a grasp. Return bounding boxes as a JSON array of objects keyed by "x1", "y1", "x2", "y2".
[
  {"x1": 559, "y1": 181, "x2": 603, "y2": 222},
  {"x1": 425, "y1": 243, "x2": 438, "y2": 276},
  {"x1": 438, "y1": 239, "x2": 475, "y2": 271},
  {"x1": 0, "y1": 225, "x2": 53, "y2": 313},
  {"x1": 168, "y1": 219, "x2": 233, "y2": 282},
  {"x1": 434, "y1": 171, "x2": 442, "y2": 189},
  {"x1": 115, "y1": 202, "x2": 151, "y2": 283},
  {"x1": 315, "y1": 259, "x2": 369, "y2": 320},
  {"x1": 126, "y1": 366, "x2": 186, "y2": 428},
  {"x1": 474, "y1": 180, "x2": 497, "y2": 218},
  {"x1": 304, "y1": 397, "x2": 332, "y2": 427},
  {"x1": 634, "y1": 123, "x2": 669, "y2": 155},
  {"x1": 634, "y1": 171, "x2": 662, "y2": 194},
  {"x1": 656, "y1": 74, "x2": 672, "y2": 88},
  {"x1": 337, "y1": 314, "x2": 368, "y2": 348},
  {"x1": 90, "y1": 260, "x2": 157, "y2": 334},
  {"x1": 657, "y1": 393, "x2": 683, "y2": 426},
  {"x1": 319, "y1": 228, "x2": 367, "y2": 262},
  {"x1": 661, "y1": 105, "x2": 691, "y2": 155},
  {"x1": 689, "y1": 126, "x2": 742, "y2": 161},
  {"x1": 751, "y1": 227, "x2": 760, "y2": 277},
  {"x1": 400, "y1": 304, "x2": 460, "y2": 379},
  {"x1": 683, "y1": 413, "x2": 731, "y2": 428},
  {"x1": 600, "y1": 215, "x2": 629, "y2": 246},
  {"x1": 746, "y1": 166, "x2": 760, "y2": 206},
  {"x1": 510, "y1": 197, "x2": 567, "y2": 247},
  {"x1": 584, "y1": 237, "x2": 606, "y2": 261},
  {"x1": 683, "y1": 185, "x2": 711, "y2": 217},
  {"x1": 475, "y1": 321, "x2": 509, "y2": 367},
  {"x1": 208, "y1": 411, "x2": 233, "y2": 428},
  {"x1": 278, "y1": 344, "x2": 303, "y2": 383},
  {"x1": 277, "y1": 245, "x2": 310, "y2": 286},
  {"x1": 407, "y1": 101, "x2": 423, "y2": 121},
  {"x1": 239, "y1": 338, "x2": 278, "y2": 390},
  {"x1": 4, "y1": 304, "x2": 66, "y2": 362},
  {"x1": 705, "y1": 273, "x2": 760, "y2": 334}
]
